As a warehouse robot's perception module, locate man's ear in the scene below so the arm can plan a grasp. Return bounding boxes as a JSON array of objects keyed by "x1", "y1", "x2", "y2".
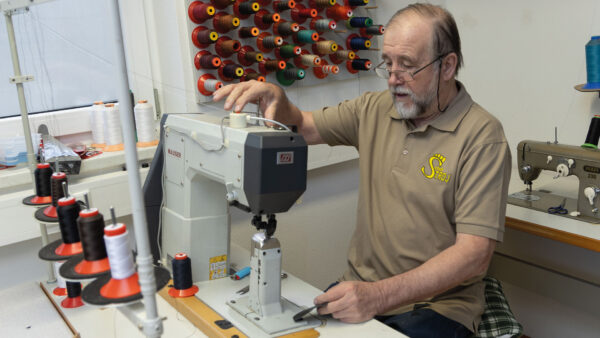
[{"x1": 441, "y1": 53, "x2": 458, "y2": 80}]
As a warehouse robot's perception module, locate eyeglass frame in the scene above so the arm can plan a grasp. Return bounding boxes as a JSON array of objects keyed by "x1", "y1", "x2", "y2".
[{"x1": 374, "y1": 52, "x2": 450, "y2": 81}]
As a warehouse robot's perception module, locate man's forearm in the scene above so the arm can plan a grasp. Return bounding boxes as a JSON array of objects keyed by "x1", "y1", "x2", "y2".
[{"x1": 375, "y1": 234, "x2": 496, "y2": 314}]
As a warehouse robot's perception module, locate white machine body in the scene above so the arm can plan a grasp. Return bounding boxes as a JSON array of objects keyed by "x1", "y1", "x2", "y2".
[{"x1": 160, "y1": 113, "x2": 308, "y2": 333}]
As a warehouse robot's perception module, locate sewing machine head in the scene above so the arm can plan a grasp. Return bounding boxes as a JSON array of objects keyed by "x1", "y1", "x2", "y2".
[{"x1": 510, "y1": 140, "x2": 600, "y2": 222}]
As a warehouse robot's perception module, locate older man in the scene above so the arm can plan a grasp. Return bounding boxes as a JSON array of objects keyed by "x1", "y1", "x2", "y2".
[{"x1": 214, "y1": 3, "x2": 511, "y2": 337}]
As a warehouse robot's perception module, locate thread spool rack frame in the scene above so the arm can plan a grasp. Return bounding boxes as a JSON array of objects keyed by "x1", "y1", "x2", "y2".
[{"x1": 179, "y1": 0, "x2": 381, "y2": 104}]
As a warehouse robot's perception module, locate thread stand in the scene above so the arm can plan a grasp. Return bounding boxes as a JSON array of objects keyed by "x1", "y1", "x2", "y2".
[
  {"x1": 82, "y1": 266, "x2": 170, "y2": 306},
  {"x1": 574, "y1": 85, "x2": 600, "y2": 98}
]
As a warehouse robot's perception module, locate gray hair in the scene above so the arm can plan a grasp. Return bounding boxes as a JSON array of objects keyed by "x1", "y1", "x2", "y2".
[{"x1": 387, "y1": 3, "x2": 463, "y2": 76}]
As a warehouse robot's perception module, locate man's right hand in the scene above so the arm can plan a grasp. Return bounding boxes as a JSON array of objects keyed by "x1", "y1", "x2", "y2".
[
  {"x1": 213, "y1": 80, "x2": 297, "y2": 125},
  {"x1": 212, "y1": 80, "x2": 324, "y2": 144}
]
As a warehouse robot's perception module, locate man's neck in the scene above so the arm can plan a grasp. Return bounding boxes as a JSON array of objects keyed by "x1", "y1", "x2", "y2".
[{"x1": 411, "y1": 80, "x2": 459, "y2": 128}]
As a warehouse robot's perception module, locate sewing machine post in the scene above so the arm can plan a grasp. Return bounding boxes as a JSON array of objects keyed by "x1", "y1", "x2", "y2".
[{"x1": 508, "y1": 140, "x2": 600, "y2": 223}]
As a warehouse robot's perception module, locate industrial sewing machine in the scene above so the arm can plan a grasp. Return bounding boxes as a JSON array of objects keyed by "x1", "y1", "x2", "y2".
[
  {"x1": 159, "y1": 112, "x2": 320, "y2": 335},
  {"x1": 508, "y1": 140, "x2": 600, "y2": 223}
]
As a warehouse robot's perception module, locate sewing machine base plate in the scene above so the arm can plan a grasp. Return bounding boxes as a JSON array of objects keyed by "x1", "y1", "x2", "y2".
[
  {"x1": 227, "y1": 295, "x2": 319, "y2": 335},
  {"x1": 508, "y1": 190, "x2": 600, "y2": 224}
]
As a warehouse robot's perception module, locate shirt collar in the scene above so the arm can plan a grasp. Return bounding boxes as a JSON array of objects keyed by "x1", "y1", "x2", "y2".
[{"x1": 387, "y1": 81, "x2": 473, "y2": 133}]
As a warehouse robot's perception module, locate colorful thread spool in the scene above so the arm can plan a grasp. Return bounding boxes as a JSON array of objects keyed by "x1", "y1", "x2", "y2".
[
  {"x1": 273, "y1": 0, "x2": 295, "y2": 12},
  {"x1": 188, "y1": 1, "x2": 216, "y2": 24},
  {"x1": 238, "y1": 26, "x2": 260, "y2": 39},
  {"x1": 191, "y1": 26, "x2": 219, "y2": 48},
  {"x1": 233, "y1": 0, "x2": 260, "y2": 19},
  {"x1": 197, "y1": 74, "x2": 223, "y2": 96},
  {"x1": 194, "y1": 50, "x2": 222, "y2": 70},
  {"x1": 584, "y1": 36, "x2": 600, "y2": 90},
  {"x1": 213, "y1": 12, "x2": 240, "y2": 33},
  {"x1": 241, "y1": 68, "x2": 266, "y2": 82}
]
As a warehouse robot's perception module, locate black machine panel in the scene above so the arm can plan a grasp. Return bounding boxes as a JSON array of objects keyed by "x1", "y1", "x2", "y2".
[{"x1": 243, "y1": 132, "x2": 307, "y2": 215}]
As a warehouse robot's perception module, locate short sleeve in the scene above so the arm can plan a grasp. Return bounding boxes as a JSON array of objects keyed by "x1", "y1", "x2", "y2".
[
  {"x1": 311, "y1": 93, "x2": 368, "y2": 148},
  {"x1": 454, "y1": 141, "x2": 512, "y2": 241}
]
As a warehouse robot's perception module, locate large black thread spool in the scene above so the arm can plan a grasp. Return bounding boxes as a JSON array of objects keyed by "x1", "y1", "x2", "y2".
[
  {"x1": 36, "y1": 164, "x2": 53, "y2": 197},
  {"x1": 582, "y1": 115, "x2": 600, "y2": 149},
  {"x1": 77, "y1": 209, "x2": 108, "y2": 262},
  {"x1": 66, "y1": 281, "x2": 82, "y2": 297},
  {"x1": 168, "y1": 253, "x2": 199, "y2": 298},
  {"x1": 23, "y1": 163, "x2": 53, "y2": 205},
  {"x1": 57, "y1": 197, "x2": 81, "y2": 244},
  {"x1": 61, "y1": 281, "x2": 84, "y2": 308},
  {"x1": 35, "y1": 171, "x2": 67, "y2": 221},
  {"x1": 172, "y1": 254, "x2": 193, "y2": 290},
  {"x1": 50, "y1": 172, "x2": 67, "y2": 208}
]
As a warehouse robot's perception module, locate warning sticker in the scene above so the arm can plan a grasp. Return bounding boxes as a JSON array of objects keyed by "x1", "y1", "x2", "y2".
[{"x1": 209, "y1": 254, "x2": 227, "y2": 280}]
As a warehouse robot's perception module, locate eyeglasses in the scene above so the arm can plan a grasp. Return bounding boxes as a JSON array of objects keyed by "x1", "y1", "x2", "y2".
[{"x1": 374, "y1": 54, "x2": 446, "y2": 81}]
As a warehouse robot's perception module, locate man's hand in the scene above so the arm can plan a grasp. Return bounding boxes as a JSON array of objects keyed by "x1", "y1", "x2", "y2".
[
  {"x1": 314, "y1": 281, "x2": 384, "y2": 323},
  {"x1": 212, "y1": 80, "x2": 324, "y2": 144},
  {"x1": 212, "y1": 80, "x2": 294, "y2": 123}
]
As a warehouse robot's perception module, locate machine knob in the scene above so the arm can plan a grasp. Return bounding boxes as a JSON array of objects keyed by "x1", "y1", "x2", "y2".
[
  {"x1": 554, "y1": 163, "x2": 569, "y2": 179},
  {"x1": 520, "y1": 165, "x2": 531, "y2": 174},
  {"x1": 546, "y1": 155, "x2": 553, "y2": 164},
  {"x1": 584, "y1": 187, "x2": 599, "y2": 206},
  {"x1": 567, "y1": 159, "x2": 575, "y2": 168}
]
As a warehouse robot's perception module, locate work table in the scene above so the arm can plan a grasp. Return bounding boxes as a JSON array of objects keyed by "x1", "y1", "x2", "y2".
[{"x1": 506, "y1": 168, "x2": 600, "y2": 250}]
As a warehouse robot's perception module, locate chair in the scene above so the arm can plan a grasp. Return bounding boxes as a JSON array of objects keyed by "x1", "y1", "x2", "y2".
[{"x1": 475, "y1": 276, "x2": 524, "y2": 338}]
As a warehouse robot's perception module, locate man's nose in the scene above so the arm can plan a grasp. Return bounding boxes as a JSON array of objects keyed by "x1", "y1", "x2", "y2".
[{"x1": 388, "y1": 71, "x2": 406, "y2": 86}]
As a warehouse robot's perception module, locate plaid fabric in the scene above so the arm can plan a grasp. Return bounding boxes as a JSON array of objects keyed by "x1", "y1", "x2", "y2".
[{"x1": 475, "y1": 276, "x2": 523, "y2": 338}]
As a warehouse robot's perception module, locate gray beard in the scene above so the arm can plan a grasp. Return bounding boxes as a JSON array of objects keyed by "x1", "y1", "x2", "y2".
[{"x1": 391, "y1": 74, "x2": 439, "y2": 120}]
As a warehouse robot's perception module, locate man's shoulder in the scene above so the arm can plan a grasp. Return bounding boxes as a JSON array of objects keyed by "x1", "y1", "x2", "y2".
[{"x1": 461, "y1": 101, "x2": 507, "y2": 143}]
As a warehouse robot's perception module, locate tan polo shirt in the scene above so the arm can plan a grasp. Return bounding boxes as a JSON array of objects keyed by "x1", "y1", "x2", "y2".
[{"x1": 311, "y1": 82, "x2": 512, "y2": 332}]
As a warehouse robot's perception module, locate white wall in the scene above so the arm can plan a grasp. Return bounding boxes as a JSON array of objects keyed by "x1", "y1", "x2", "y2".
[{"x1": 448, "y1": 1, "x2": 600, "y2": 151}]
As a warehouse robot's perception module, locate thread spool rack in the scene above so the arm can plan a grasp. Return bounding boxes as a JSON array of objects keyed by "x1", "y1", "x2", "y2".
[{"x1": 180, "y1": 0, "x2": 382, "y2": 103}]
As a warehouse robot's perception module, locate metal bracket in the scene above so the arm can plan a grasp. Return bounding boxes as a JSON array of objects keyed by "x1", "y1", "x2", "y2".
[
  {"x1": 1, "y1": 0, "x2": 54, "y2": 12},
  {"x1": 9, "y1": 74, "x2": 34, "y2": 84}
]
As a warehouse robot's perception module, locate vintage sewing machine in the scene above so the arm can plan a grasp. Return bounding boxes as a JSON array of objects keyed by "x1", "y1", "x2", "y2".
[{"x1": 508, "y1": 140, "x2": 600, "y2": 223}]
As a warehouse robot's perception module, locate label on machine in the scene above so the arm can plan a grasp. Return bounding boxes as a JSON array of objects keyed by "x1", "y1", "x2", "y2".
[{"x1": 209, "y1": 254, "x2": 227, "y2": 280}]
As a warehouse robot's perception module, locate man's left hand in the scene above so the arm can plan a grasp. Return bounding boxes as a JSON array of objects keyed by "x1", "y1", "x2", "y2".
[{"x1": 314, "y1": 281, "x2": 384, "y2": 323}]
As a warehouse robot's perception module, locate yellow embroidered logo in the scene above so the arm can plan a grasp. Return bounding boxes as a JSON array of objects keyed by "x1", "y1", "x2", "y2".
[{"x1": 421, "y1": 153, "x2": 451, "y2": 183}]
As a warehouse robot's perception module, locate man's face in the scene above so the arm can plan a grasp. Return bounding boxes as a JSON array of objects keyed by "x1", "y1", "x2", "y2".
[{"x1": 382, "y1": 16, "x2": 439, "y2": 119}]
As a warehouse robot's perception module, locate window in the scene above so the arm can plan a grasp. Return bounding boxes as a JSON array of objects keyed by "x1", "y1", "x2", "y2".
[{"x1": 0, "y1": 0, "x2": 117, "y2": 118}]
